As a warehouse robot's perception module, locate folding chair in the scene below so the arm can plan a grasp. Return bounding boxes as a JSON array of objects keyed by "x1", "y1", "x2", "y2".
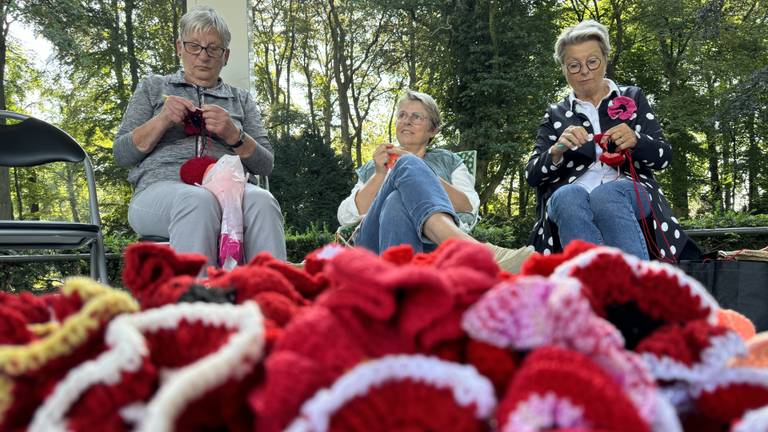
[{"x1": 0, "y1": 111, "x2": 108, "y2": 283}]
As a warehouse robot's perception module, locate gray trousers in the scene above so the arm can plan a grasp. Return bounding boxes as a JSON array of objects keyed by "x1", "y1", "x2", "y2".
[{"x1": 128, "y1": 181, "x2": 287, "y2": 268}]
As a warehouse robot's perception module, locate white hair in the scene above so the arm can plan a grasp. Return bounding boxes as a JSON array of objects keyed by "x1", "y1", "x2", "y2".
[
  {"x1": 179, "y1": 5, "x2": 231, "y2": 48},
  {"x1": 553, "y1": 20, "x2": 611, "y2": 65},
  {"x1": 397, "y1": 90, "x2": 441, "y2": 132}
]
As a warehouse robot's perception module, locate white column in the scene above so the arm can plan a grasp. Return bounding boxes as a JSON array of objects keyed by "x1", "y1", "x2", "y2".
[{"x1": 187, "y1": 0, "x2": 251, "y2": 91}]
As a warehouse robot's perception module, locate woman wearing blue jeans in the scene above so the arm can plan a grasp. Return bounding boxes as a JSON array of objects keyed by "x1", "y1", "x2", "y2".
[
  {"x1": 337, "y1": 91, "x2": 480, "y2": 254},
  {"x1": 526, "y1": 20, "x2": 699, "y2": 261}
]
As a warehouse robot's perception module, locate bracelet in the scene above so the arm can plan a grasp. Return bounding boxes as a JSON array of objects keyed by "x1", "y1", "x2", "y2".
[{"x1": 228, "y1": 129, "x2": 246, "y2": 149}]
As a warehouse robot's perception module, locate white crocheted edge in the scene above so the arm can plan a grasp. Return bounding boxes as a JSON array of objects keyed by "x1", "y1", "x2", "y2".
[
  {"x1": 500, "y1": 391, "x2": 590, "y2": 432},
  {"x1": 689, "y1": 366, "x2": 768, "y2": 398},
  {"x1": 551, "y1": 246, "x2": 719, "y2": 324},
  {"x1": 284, "y1": 354, "x2": 496, "y2": 432},
  {"x1": 29, "y1": 301, "x2": 265, "y2": 432},
  {"x1": 651, "y1": 391, "x2": 683, "y2": 432},
  {"x1": 641, "y1": 331, "x2": 745, "y2": 383},
  {"x1": 733, "y1": 404, "x2": 768, "y2": 432}
]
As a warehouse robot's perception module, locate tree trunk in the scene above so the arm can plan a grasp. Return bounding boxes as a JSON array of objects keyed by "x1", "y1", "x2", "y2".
[
  {"x1": 328, "y1": 0, "x2": 353, "y2": 161},
  {"x1": 109, "y1": 0, "x2": 128, "y2": 110},
  {"x1": 517, "y1": 168, "x2": 528, "y2": 218},
  {"x1": 66, "y1": 165, "x2": 81, "y2": 223},
  {"x1": 125, "y1": 0, "x2": 139, "y2": 91},
  {"x1": 747, "y1": 115, "x2": 759, "y2": 211},
  {"x1": 0, "y1": 0, "x2": 13, "y2": 220}
]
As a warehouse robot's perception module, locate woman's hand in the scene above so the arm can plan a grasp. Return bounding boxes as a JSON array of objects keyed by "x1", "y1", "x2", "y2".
[
  {"x1": 603, "y1": 123, "x2": 637, "y2": 152},
  {"x1": 373, "y1": 143, "x2": 394, "y2": 174},
  {"x1": 552, "y1": 125, "x2": 589, "y2": 156},
  {"x1": 201, "y1": 104, "x2": 240, "y2": 144},
  {"x1": 161, "y1": 95, "x2": 196, "y2": 126}
]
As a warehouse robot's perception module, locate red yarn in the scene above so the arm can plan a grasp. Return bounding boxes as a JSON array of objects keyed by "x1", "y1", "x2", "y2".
[
  {"x1": 594, "y1": 133, "x2": 627, "y2": 167},
  {"x1": 636, "y1": 320, "x2": 727, "y2": 366},
  {"x1": 0, "y1": 304, "x2": 34, "y2": 344},
  {"x1": 179, "y1": 156, "x2": 216, "y2": 185},
  {"x1": 695, "y1": 383, "x2": 768, "y2": 424},
  {"x1": 497, "y1": 346, "x2": 649, "y2": 432},
  {"x1": 381, "y1": 244, "x2": 415, "y2": 265},
  {"x1": 0, "y1": 291, "x2": 50, "y2": 323},
  {"x1": 328, "y1": 379, "x2": 486, "y2": 432},
  {"x1": 465, "y1": 340, "x2": 518, "y2": 396},
  {"x1": 520, "y1": 240, "x2": 596, "y2": 276}
]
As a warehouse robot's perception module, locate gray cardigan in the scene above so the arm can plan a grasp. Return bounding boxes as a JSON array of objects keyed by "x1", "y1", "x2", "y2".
[{"x1": 113, "y1": 70, "x2": 273, "y2": 194}]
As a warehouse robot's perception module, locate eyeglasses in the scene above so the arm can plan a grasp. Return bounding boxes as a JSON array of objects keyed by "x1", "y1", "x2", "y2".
[
  {"x1": 396, "y1": 111, "x2": 428, "y2": 125},
  {"x1": 565, "y1": 56, "x2": 602, "y2": 74},
  {"x1": 182, "y1": 41, "x2": 227, "y2": 58}
]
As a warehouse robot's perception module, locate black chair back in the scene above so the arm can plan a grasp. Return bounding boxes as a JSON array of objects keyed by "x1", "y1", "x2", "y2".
[{"x1": 0, "y1": 114, "x2": 85, "y2": 167}]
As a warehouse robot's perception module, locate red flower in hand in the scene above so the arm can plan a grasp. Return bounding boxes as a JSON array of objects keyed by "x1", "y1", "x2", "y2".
[
  {"x1": 607, "y1": 96, "x2": 637, "y2": 120},
  {"x1": 594, "y1": 133, "x2": 626, "y2": 167}
]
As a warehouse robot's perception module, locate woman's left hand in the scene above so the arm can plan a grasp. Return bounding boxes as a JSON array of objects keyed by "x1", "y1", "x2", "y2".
[
  {"x1": 201, "y1": 104, "x2": 240, "y2": 144},
  {"x1": 603, "y1": 123, "x2": 637, "y2": 152}
]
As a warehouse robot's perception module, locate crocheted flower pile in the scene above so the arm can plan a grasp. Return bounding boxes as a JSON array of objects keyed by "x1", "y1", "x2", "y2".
[{"x1": 3, "y1": 239, "x2": 768, "y2": 431}]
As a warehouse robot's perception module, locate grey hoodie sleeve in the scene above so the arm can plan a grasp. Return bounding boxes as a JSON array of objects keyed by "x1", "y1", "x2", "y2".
[
  {"x1": 238, "y1": 90, "x2": 274, "y2": 177},
  {"x1": 113, "y1": 77, "x2": 156, "y2": 167}
]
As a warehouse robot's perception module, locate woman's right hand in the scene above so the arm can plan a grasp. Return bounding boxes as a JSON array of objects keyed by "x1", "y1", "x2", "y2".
[
  {"x1": 160, "y1": 95, "x2": 196, "y2": 127},
  {"x1": 551, "y1": 125, "x2": 589, "y2": 157},
  {"x1": 373, "y1": 143, "x2": 394, "y2": 174}
]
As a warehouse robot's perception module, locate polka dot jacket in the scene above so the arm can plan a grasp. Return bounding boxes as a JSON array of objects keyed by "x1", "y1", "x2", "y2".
[{"x1": 525, "y1": 84, "x2": 697, "y2": 261}]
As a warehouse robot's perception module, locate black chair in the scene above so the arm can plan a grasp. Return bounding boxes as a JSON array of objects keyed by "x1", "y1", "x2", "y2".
[{"x1": 0, "y1": 111, "x2": 108, "y2": 283}]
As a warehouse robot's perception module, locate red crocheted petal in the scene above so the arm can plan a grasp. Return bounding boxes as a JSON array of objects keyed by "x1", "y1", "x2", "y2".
[
  {"x1": 381, "y1": 243, "x2": 415, "y2": 265},
  {"x1": 252, "y1": 291, "x2": 302, "y2": 328},
  {"x1": 224, "y1": 265, "x2": 307, "y2": 306},
  {"x1": 122, "y1": 243, "x2": 207, "y2": 306},
  {"x1": 0, "y1": 304, "x2": 34, "y2": 344},
  {"x1": 695, "y1": 383, "x2": 768, "y2": 424},
  {"x1": 328, "y1": 379, "x2": 486, "y2": 432},
  {"x1": 145, "y1": 321, "x2": 234, "y2": 368},
  {"x1": 431, "y1": 239, "x2": 500, "y2": 277},
  {"x1": 520, "y1": 240, "x2": 597, "y2": 276},
  {"x1": 466, "y1": 340, "x2": 518, "y2": 396},
  {"x1": 0, "y1": 291, "x2": 51, "y2": 323},
  {"x1": 497, "y1": 346, "x2": 649, "y2": 432},
  {"x1": 249, "y1": 252, "x2": 326, "y2": 299},
  {"x1": 250, "y1": 351, "x2": 338, "y2": 432}
]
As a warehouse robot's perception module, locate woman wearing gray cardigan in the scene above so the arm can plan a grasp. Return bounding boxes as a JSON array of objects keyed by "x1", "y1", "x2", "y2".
[{"x1": 114, "y1": 6, "x2": 286, "y2": 267}]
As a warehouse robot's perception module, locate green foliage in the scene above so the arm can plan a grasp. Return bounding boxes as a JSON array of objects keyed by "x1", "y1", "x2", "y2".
[
  {"x1": 284, "y1": 226, "x2": 336, "y2": 263},
  {"x1": 270, "y1": 131, "x2": 355, "y2": 232}
]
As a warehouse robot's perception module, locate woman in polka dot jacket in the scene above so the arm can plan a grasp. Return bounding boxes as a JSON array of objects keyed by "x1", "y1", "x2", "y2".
[{"x1": 525, "y1": 20, "x2": 700, "y2": 261}]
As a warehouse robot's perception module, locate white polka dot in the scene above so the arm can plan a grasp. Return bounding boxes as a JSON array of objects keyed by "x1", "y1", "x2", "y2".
[
  {"x1": 550, "y1": 165, "x2": 558, "y2": 170},
  {"x1": 576, "y1": 165, "x2": 585, "y2": 171},
  {"x1": 634, "y1": 161, "x2": 640, "y2": 168},
  {"x1": 635, "y1": 131, "x2": 641, "y2": 139},
  {"x1": 538, "y1": 227, "x2": 544, "y2": 235},
  {"x1": 646, "y1": 113, "x2": 655, "y2": 120},
  {"x1": 608, "y1": 100, "x2": 614, "y2": 107},
  {"x1": 659, "y1": 189, "x2": 665, "y2": 196},
  {"x1": 543, "y1": 248, "x2": 551, "y2": 255},
  {"x1": 587, "y1": 133, "x2": 594, "y2": 141},
  {"x1": 661, "y1": 222, "x2": 669, "y2": 232},
  {"x1": 635, "y1": 125, "x2": 642, "y2": 132},
  {"x1": 553, "y1": 121, "x2": 562, "y2": 129},
  {"x1": 551, "y1": 177, "x2": 560, "y2": 183},
  {"x1": 566, "y1": 161, "x2": 574, "y2": 168},
  {"x1": 550, "y1": 104, "x2": 557, "y2": 110},
  {"x1": 542, "y1": 176, "x2": 550, "y2": 181},
  {"x1": 658, "y1": 148, "x2": 664, "y2": 158},
  {"x1": 630, "y1": 113, "x2": 637, "y2": 120},
  {"x1": 565, "y1": 111, "x2": 573, "y2": 118},
  {"x1": 660, "y1": 249, "x2": 666, "y2": 258},
  {"x1": 548, "y1": 237, "x2": 554, "y2": 246},
  {"x1": 671, "y1": 217, "x2": 679, "y2": 224},
  {"x1": 542, "y1": 166, "x2": 548, "y2": 174},
  {"x1": 661, "y1": 161, "x2": 668, "y2": 168},
  {"x1": 670, "y1": 245, "x2": 677, "y2": 255},
  {"x1": 583, "y1": 121, "x2": 591, "y2": 127},
  {"x1": 653, "y1": 220, "x2": 657, "y2": 230},
  {"x1": 648, "y1": 135, "x2": 654, "y2": 140},
  {"x1": 568, "y1": 176, "x2": 576, "y2": 183},
  {"x1": 647, "y1": 162, "x2": 655, "y2": 167},
  {"x1": 544, "y1": 112, "x2": 550, "y2": 118},
  {"x1": 649, "y1": 195, "x2": 653, "y2": 201},
  {"x1": 639, "y1": 174, "x2": 648, "y2": 179},
  {"x1": 674, "y1": 229, "x2": 680, "y2": 239},
  {"x1": 549, "y1": 135, "x2": 557, "y2": 141}
]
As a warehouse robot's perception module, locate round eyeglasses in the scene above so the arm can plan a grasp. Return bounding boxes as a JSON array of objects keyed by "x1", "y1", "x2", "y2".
[
  {"x1": 182, "y1": 41, "x2": 226, "y2": 58},
  {"x1": 396, "y1": 111, "x2": 427, "y2": 125},
  {"x1": 566, "y1": 57, "x2": 602, "y2": 74}
]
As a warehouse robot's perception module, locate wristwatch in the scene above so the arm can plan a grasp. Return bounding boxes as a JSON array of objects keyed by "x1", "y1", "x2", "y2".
[{"x1": 228, "y1": 129, "x2": 246, "y2": 149}]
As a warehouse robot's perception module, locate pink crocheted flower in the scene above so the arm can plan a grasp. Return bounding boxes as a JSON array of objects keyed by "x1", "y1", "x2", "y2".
[{"x1": 607, "y1": 96, "x2": 637, "y2": 120}]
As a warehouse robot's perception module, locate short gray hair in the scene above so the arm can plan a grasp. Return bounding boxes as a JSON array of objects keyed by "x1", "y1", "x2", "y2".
[
  {"x1": 179, "y1": 6, "x2": 231, "y2": 48},
  {"x1": 397, "y1": 90, "x2": 441, "y2": 132},
  {"x1": 553, "y1": 20, "x2": 611, "y2": 65}
]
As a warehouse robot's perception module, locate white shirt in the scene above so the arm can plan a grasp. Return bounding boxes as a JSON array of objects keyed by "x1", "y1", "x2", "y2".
[
  {"x1": 569, "y1": 79, "x2": 621, "y2": 193},
  {"x1": 337, "y1": 163, "x2": 480, "y2": 231}
]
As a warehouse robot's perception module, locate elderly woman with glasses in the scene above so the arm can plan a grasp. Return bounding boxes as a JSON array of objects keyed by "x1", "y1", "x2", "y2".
[
  {"x1": 337, "y1": 90, "x2": 480, "y2": 254},
  {"x1": 526, "y1": 20, "x2": 699, "y2": 261},
  {"x1": 114, "y1": 6, "x2": 286, "y2": 268}
]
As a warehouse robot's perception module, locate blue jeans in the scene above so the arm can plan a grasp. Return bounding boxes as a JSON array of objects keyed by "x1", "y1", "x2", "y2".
[
  {"x1": 547, "y1": 180, "x2": 651, "y2": 260},
  {"x1": 356, "y1": 155, "x2": 458, "y2": 254}
]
